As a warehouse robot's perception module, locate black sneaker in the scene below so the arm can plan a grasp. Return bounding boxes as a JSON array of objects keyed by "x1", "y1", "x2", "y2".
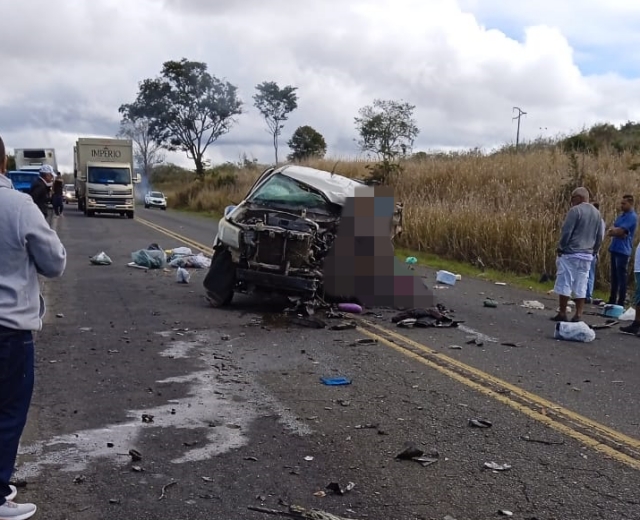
[{"x1": 620, "y1": 322, "x2": 640, "y2": 335}]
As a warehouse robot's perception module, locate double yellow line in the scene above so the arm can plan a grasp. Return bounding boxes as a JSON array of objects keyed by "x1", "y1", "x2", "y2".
[
  {"x1": 136, "y1": 217, "x2": 213, "y2": 256},
  {"x1": 136, "y1": 216, "x2": 640, "y2": 471}
]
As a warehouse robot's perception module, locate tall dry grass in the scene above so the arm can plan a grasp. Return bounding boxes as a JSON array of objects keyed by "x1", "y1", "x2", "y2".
[{"x1": 157, "y1": 149, "x2": 640, "y2": 288}]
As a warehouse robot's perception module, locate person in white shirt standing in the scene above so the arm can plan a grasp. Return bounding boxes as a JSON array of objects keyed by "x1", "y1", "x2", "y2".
[{"x1": 585, "y1": 202, "x2": 607, "y2": 304}]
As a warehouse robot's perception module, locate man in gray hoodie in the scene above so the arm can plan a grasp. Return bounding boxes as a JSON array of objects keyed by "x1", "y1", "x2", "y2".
[
  {"x1": 551, "y1": 187, "x2": 604, "y2": 322},
  {"x1": 0, "y1": 136, "x2": 66, "y2": 520}
]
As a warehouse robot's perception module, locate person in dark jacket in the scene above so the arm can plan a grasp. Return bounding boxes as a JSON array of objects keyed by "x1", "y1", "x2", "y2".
[
  {"x1": 29, "y1": 165, "x2": 54, "y2": 219},
  {"x1": 51, "y1": 171, "x2": 64, "y2": 216}
]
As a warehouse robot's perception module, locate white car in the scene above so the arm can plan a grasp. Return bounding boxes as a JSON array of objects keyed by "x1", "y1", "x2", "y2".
[
  {"x1": 144, "y1": 191, "x2": 167, "y2": 210},
  {"x1": 202, "y1": 164, "x2": 403, "y2": 307}
]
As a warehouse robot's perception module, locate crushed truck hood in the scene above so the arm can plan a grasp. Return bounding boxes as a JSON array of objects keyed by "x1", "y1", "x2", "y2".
[{"x1": 276, "y1": 165, "x2": 363, "y2": 206}]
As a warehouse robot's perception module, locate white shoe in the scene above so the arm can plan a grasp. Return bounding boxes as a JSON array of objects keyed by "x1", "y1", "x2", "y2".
[
  {"x1": 4, "y1": 486, "x2": 17, "y2": 501},
  {"x1": 0, "y1": 500, "x2": 37, "y2": 520}
]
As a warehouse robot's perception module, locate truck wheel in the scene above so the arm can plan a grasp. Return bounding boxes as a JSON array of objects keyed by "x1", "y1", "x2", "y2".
[{"x1": 127, "y1": 211, "x2": 134, "y2": 219}]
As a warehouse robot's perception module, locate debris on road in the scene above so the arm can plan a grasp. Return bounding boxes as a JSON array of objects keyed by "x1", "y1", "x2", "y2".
[
  {"x1": 320, "y1": 377, "x2": 352, "y2": 386},
  {"x1": 521, "y1": 300, "x2": 545, "y2": 310},
  {"x1": 405, "y1": 256, "x2": 417, "y2": 264},
  {"x1": 128, "y1": 449, "x2": 142, "y2": 461},
  {"x1": 89, "y1": 251, "x2": 112, "y2": 265},
  {"x1": 158, "y1": 481, "x2": 177, "y2": 500},
  {"x1": 498, "y1": 510, "x2": 514, "y2": 517},
  {"x1": 553, "y1": 321, "x2": 596, "y2": 343},
  {"x1": 337, "y1": 303, "x2": 362, "y2": 314},
  {"x1": 392, "y1": 306, "x2": 463, "y2": 328},
  {"x1": 141, "y1": 414, "x2": 154, "y2": 423},
  {"x1": 468, "y1": 418, "x2": 492, "y2": 428},
  {"x1": 329, "y1": 321, "x2": 357, "y2": 331},
  {"x1": 248, "y1": 504, "x2": 357, "y2": 519},
  {"x1": 396, "y1": 444, "x2": 439, "y2": 466},
  {"x1": 520, "y1": 435, "x2": 565, "y2": 445},
  {"x1": 483, "y1": 298, "x2": 498, "y2": 308},
  {"x1": 176, "y1": 267, "x2": 191, "y2": 284},
  {"x1": 436, "y1": 270, "x2": 458, "y2": 285},
  {"x1": 166, "y1": 247, "x2": 211, "y2": 269},
  {"x1": 130, "y1": 248, "x2": 167, "y2": 269},
  {"x1": 326, "y1": 482, "x2": 355, "y2": 495},
  {"x1": 304, "y1": 456, "x2": 314, "y2": 461},
  {"x1": 350, "y1": 338, "x2": 376, "y2": 346},
  {"x1": 484, "y1": 462, "x2": 512, "y2": 471}
]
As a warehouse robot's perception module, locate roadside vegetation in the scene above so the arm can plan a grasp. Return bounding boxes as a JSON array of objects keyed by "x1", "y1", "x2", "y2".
[{"x1": 108, "y1": 57, "x2": 640, "y2": 295}]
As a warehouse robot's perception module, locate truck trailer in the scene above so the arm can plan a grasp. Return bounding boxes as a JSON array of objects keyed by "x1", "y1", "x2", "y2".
[
  {"x1": 74, "y1": 137, "x2": 140, "y2": 218},
  {"x1": 14, "y1": 148, "x2": 58, "y2": 172}
]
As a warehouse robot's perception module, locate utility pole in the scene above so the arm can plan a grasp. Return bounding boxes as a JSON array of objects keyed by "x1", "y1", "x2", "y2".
[{"x1": 512, "y1": 107, "x2": 527, "y2": 152}]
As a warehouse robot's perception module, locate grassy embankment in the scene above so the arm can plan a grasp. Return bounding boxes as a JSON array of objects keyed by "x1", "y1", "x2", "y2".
[{"x1": 152, "y1": 150, "x2": 640, "y2": 297}]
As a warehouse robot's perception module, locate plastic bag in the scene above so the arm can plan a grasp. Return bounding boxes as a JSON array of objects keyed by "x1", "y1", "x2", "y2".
[
  {"x1": 176, "y1": 267, "x2": 190, "y2": 284},
  {"x1": 553, "y1": 321, "x2": 596, "y2": 343},
  {"x1": 619, "y1": 307, "x2": 636, "y2": 321},
  {"x1": 90, "y1": 251, "x2": 112, "y2": 266},
  {"x1": 131, "y1": 249, "x2": 166, "y2": 269}
]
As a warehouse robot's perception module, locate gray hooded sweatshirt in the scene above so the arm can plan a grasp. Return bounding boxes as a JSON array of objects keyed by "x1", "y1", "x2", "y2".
[{"x1": 0, "y1": 173, "x2": 66, "y2": 331}]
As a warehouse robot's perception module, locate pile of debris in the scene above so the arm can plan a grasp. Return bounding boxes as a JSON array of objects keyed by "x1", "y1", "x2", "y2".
[{"x1": 128, "y1": 243, "x2": 211, "y2": 270}]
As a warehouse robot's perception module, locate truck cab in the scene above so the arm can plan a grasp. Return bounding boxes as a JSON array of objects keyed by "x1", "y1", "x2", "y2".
[{"x1": 74, "y1": 138, "x2": 140, "y2": 218}]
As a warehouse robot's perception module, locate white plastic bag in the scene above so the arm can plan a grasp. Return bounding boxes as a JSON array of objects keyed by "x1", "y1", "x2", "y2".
[
  {"x1": 176, "y1": 267, "x2": 190, "y2": 284},
  {"x1": 619, "y1": 307, "x2": 636, "y2": 321},
  {"x1": 90, "y1": 251, "x2": 112, "y2": 266},
  {"x1": 553, "y1": 321, "x2": 596, "y2": 343}
]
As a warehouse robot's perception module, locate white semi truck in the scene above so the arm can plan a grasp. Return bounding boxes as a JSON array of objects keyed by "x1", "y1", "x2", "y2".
[
  {"x1": 74, "y1": 137, "x2": 140, "y2": 218},
  {"x1": 14, "y1": 148, "x2": 58, "y2": 172}
]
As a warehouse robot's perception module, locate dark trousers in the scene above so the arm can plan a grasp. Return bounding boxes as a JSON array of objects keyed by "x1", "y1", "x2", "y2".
[
  {"x1": 52, "y1": 194, "x2": 64, "y2": 216},
  {"x1": 0, "y1": 327, "x2": 34, "y2": 506},
  {"x1": 609, "y1": 252, "x2": 630, "y2": 305}
]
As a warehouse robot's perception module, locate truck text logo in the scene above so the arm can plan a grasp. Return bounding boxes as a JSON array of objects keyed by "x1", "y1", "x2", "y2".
[{"x1": 91, "y1": 147, "x2": 122, "y2": 159}]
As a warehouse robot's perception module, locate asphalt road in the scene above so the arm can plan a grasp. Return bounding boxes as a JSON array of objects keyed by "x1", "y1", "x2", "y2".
[{"x1": 14, "y1": 205, "x2": 640, "y2": 520}]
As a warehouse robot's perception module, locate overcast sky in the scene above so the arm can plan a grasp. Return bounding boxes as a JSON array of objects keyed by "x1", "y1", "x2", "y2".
[{"x1": 1, "y1": 0, "x2": 639, "y2": 172}]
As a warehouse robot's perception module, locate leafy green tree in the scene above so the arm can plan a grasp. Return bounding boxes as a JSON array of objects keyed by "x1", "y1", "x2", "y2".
[
  {"x1": 287, "y1": 125, "x2": 327, "y2": 161},
  {"x1": 6, "y1": 154, "x2": 15, "y2": 170},
  {"x1": 120, "y1": 58, "x2": 243, "y2": 179},
  {"x1": 117, "y1": 110, "x2": 165, "y2": 178},
  {"x1": 354, "y1": 99, "x2": 419, "y2": 162},
  {"x1": 253, "y1": 81, "x2": 298, "y2": 164}
]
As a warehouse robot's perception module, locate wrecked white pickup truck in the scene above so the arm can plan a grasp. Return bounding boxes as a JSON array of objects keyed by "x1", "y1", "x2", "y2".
[{"x1": 203, "y1": 164, "x2": 403, "y2": 307}]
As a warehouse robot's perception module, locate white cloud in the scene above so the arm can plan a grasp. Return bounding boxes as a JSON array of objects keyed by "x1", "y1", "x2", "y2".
[{"x1": 1, "y1": 0, "x2": 639, "y2": 172}]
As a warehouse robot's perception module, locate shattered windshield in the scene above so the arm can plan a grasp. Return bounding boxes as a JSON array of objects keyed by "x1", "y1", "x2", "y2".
[{"x1": 248, "y1": 173, "x2": 335, "y2": 214}]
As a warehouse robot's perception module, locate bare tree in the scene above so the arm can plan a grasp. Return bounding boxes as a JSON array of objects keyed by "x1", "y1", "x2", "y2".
[{"x1": 117, "y1": 113, "x2": 165, "y2": 178}]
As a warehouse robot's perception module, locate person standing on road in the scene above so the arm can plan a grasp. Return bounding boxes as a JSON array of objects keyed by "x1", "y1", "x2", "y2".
[
  {"x1": 0, "y1": 136, "x2": 66, "y2": 520},
  {"x1": 607, "y1": 194, "x2": 638, "y2": 306},
  {"x1": 585, "y1": 202, "x2": 607, "y2": 303},
  {"x1": 29, "y1": 165, "x2": 54, "y2": 219},
  {"x1": 51, "y1": 171, "x2": 64, "y2": 217},
  {"x1": 551, "y1": 187, "x2": 604, "y2": 322},
  {"x1": 619, "y1": 239, "x2": 640, "y2": 335}
]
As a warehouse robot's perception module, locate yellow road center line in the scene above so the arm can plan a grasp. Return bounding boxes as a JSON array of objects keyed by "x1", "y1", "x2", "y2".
[
  {"x1": 132, "y1": 217, "x2": 640, "y2": 469},
  {"x1": 355, "y1": 322, "x2": 640, "y2": 470},
  {"x1": 359, "y1": 318, "x2": 640, "y2": 453},
  {"x1": 136, "y1": 217, "x2": 213, "y2": 255}
]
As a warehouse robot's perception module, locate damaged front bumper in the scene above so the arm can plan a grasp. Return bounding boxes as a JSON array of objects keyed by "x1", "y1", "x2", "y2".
[{"x1": 216, "y1": 208, "x2": 337, "y2": 298}]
